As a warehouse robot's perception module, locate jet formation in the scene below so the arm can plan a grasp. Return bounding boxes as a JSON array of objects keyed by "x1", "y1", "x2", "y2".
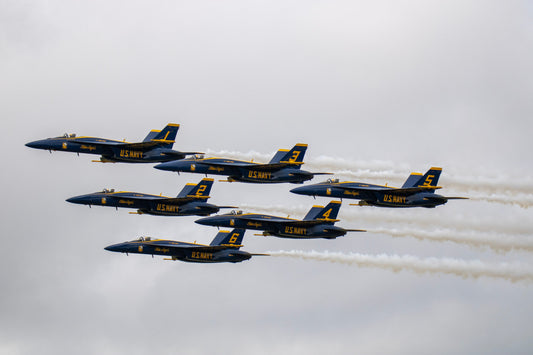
[
  {"x1": 291, "y1": 167, "x2": 467, "y2": 208},
  {"x1": 25, "y1": 123, "x2": 200, "y2": 163},
  {"x1": 196, "y1": 201, "x2": 365, "y2": 239},
  {"x1": 66, "y1": 178, "x2": 236, "y2": 216},
  {"x1": 26, "y1": 123, "x2": 467, "y2": 263},
  {"x1": 105, "y1": 228, "x2": 268, "y2": 263},
  {"x1": 154, "y1": 143, "x2": 331, "y2": 184}
]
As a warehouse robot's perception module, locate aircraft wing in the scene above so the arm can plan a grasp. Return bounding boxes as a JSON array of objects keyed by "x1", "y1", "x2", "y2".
[
  {"x1": 198, "y1": 161, "x2": 298, "y2": 171},
  {"x1": 84, "y1": 141, "x2": 174, "y2": 150},
  {"x1": 333, "y1": 185, "x2": 442, "y2": 195},
  {"x1": 155, "y1": 197, "x2": 206, "y2": 204},
  {"x1": 151, "y1": 241, "x2": 235, "y2": 252},
  {"x1": 238, "y1": 215, "x2": 297, "y2": 224},
  {"x1": 238, "y1": 215, "x2": 339, "y2": 226}
]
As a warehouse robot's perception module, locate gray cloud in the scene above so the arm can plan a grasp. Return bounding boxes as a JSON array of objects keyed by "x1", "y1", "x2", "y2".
[{"x1": 2, "y1": 0, "x2": 533, "y2": 354}]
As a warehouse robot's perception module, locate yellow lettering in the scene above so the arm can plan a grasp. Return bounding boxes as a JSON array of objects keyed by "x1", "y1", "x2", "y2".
[{"x1": 284, "y1": 226, "x2": 307, "y2": 235}]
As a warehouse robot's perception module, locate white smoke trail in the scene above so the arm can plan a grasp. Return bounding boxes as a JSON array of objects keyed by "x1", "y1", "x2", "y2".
[
  {"x1": 469, "y1": 194, "x2": 533, "y2": 209},
  {"x1": 205, "y1": 149, "x2": 271, "y2": 162},
  {"x1": 270, "y1": 250, "x2": 533, "y2": 283},
  {"x1": 239, "y1": 203, "x2": 533, "y2": 236},
  {"x1": 239, "y1": 204, "x2": 533, "y2": 252},
  {"x1": 205, "y1": 150, "x2": 533, "y2": 206},
  {"x1": 368, "y1": 227, "x2": 533, "y2": 253}
]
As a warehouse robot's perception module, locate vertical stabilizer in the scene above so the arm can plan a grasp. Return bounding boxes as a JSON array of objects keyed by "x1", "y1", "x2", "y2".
[
  {"x1": 413, "y1": 167, "x2": 442, "y2": 192},
  {"x1": 401, "y1": 173, "x2": 423, "y2": 188},
  {"x1": 151, "y1": 124, "x2": 180, "y2": 148},
  {"x1": 177, "y1": 178, "x2": 213, "y2": 199},
  {"x1": 210, "y1": 228, "x2": 245, "y2": 248},
  {"x1": 269, "y1": 143, "x2": 307, "y2": 168},
  {"x1": 303, "y1": 201, "x2": 341, "y2": 222}
]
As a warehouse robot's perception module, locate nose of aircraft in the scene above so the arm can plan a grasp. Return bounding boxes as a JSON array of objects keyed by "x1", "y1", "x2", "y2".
[
  {"x1": 104, "y1": 243, "x2": 127, "y2": 252},
  {"x1": 154, "y1": 160, "x2": 185, "y2": 172},
  {"x1": 290, "y1": 185, "x2": 319, "y2": 196},
  {"x1": 195, "y1": 215, "x2": 224, "y2": 226},
  {"x1": 66, "y1": 195, "x2": 93, "y2": 205},
  {"x1": 25, "y1": 140, "x2": 48, "y2": 149}
]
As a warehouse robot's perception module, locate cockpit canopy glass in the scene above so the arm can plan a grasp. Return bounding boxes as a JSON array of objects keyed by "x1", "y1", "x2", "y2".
[{"x1": 135, "y1": 236, "x2": 152, "y2": 242}]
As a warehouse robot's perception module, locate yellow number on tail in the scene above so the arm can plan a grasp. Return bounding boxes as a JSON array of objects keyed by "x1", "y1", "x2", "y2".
[
  {"x1": 321, "y1": 208, "x2": 332, "y2": 219},
  {"x1": 423, "y1": 175, "x2": 435, "y2": 187},
  {"x1": 229, "y1": 233, "x2": 239, "y2": 244},
  {"x1": 289, "y1": 151, "x2": 300, "y2": 162},
  {"x1": 196, "y1": 185, "x2": 207, "y2": 196}
]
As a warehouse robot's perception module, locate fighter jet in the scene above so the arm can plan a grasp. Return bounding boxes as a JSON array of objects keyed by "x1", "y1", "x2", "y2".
[
  {"x1": 104, "y1": 228, "x2": 267, "y2": 263},
  {"x1": 195, "y1": 201, "x2": 365, "y2": 239},
  {"x1": 291, "y1": 167, "x2": 467, "y2": 208},
  {"x1": 25, "y1": 123, "x2": 200, "y2": 163},
  {"x1": 66, "y1": 178, "x2": 236, "y2": 216},
  {"x1": 154, "y1": 143, "x2": 330, "y2": 184}
]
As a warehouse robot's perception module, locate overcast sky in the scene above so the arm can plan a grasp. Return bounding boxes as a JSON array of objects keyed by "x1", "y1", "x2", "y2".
[{"x1": 2, "y1": 1, "x2": 533, "y2": 354}]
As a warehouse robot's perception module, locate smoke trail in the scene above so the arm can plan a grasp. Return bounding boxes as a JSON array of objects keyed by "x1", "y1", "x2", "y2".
[
  {"x1": 239, "y1": 203, "x2": 533, "y2": 236},
  {"x1": 270, "y1": 250, "x2": 533, "y2": 283},
  {"x1": 239, "y1": 204, "x2": 533, "y2": 252},
  {"x1": 306, "y1": 156, "x2": 533, "y2": 197},
  {"x1": 469, "y1": 194, "x2": 533, "y2": 209},
  {"x1": 205, "y1": 150, "x2": 533, "y2": 204},
  {"x1": 205, "y1": 149, "x2": 271, "y2": 162},
  {"x1": 368, "y1": 227, "x2": 533, "y2": 253}
]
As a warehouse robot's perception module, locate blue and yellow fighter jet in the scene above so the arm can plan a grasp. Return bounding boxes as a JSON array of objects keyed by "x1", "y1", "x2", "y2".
[
  {"x1": 291, "y1": 167, "x2": 467, "y2": 208},
  {"x1": 154, "y1": 143, "x2": 330, "y2": 184},
  {"x1": 66, "y1": 178, "x2": 235, "y2": 216},
  {"x1": 104, "y1": 228, "x2": 267, "y2": 263},
  {"x1": 25, "y1": 123, "x2": 200, "y2": 163},
  {"x1": 195, "y1": 201, "x2": 365, "y2": 239}
]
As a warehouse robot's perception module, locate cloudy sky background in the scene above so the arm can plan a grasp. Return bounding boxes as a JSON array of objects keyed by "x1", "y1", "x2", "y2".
[{"x1": 1, "y1": 0, "x2": 533, "y2": 354}]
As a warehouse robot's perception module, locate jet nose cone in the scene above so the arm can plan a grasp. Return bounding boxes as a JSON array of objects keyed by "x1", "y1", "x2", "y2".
[
  {"x1": 155, "y1": 160, "x2": 192, "y2": 172},
  {"x1": 104, "y1": 243, "x2": 123, "y2": 252},
  {"x1": 25, "y1": 140, "x2": 45, "y2": 149},
  {"x1": 290, "y1": 186, "x2": 314, "y2": 195},
  {"x1": 195, "y1": 216, "x2": 219, "y2": 226},
  {"x1": 66, "y1": 195, "x2": 89, "y2": 204},
  {"x1": 154, "y1": 161, "x2": 176, "y2": 171}
]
